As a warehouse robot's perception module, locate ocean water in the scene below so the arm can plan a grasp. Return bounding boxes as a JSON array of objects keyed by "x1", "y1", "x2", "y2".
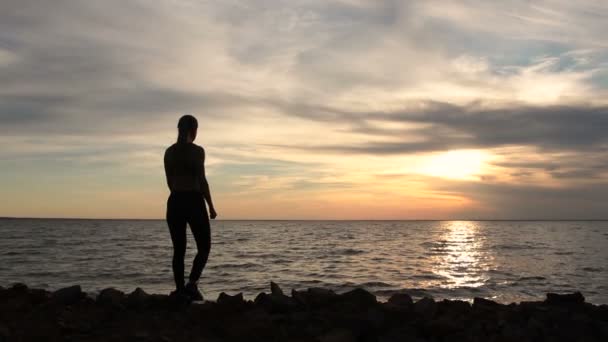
[{"x1": 0, "y1": 219, "x2": 607, "y2": 304}]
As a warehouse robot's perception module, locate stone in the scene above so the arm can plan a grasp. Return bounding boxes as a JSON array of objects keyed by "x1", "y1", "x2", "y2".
[
  {"x1": 339, "y1": 288, "x2": 376, "y2": 308},
  {"x1": 255, "y1": 291, "x2": 296, "y2": 313},
  {"x1": 217, "y1": 292, "x2": 246, "y2": 309},
  {"x1": 10, "y1": 283, "x2": 27, "y2": 292},
  {"x1": 127, "y1": 287, "x2": 149, "y2": 308},
  {"x1": 307, "y1": 288, "x2": 339, "y2": 308},
  {"x1": 0, "y1": 323, "x2": 9, "y2": 340},
  {"x1": 292, "y1": 289, "x2": 306, "y2": 304},
  {"x1": 28, "y1": 289, "x2": 51, "y2": 305},
  {"x1": 388, "y1": 293, "x2": 413, "y2": 308},
  {"x1": 473, "y1": 297, "x2": 502, "y2": 311},
  {"x1": 270, "y1": 281, "x2": 284, "y2": 296},
  {"x1": 52, "y1": 285, "x2": 84, "y2": 305},
  {"x1": 429, "y1": 315, "x2": 464, "y2": 335},
  {"x1": 438, "y1": 299, "x2": 471, "y2": 316},
  {"x1": 414, "y1": 297, "x2": 437, "y2": 319},
  {"x1": 319, "y1": 328, "x2": 356, "y2": 342},
  {"x1": 97, "y1": 288, "x2": 125, "y2": 306},
  {"x1": 545, "y1": 292, "x2": 585, "y2": 305}
]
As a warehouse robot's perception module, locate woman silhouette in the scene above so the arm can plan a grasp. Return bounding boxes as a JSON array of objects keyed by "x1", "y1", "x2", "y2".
[{"x1": 164, "y1": 114, "x2": 217, "y2": 300}]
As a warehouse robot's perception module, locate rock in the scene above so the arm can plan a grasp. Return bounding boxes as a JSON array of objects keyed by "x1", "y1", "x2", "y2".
[
  {"x1": 388, "y1": 293, "x2": 413, "y2": 308},
  {"x1": 270, "y1": 281, "x2": 284, "y2": 296},
  {"x1": 309, "y1": 287, "x2": 338, "y2": 300},
  {"x1": 428, "y1": 315, "x2": 464, "y2": 335},
  {"x1": 127, "y1": 287, "x2": 149, "y2": 308},
  {"x1": 308, "y1": 288, "x2": 339, "y2": 308},
  {"x1": 0, "y1": 323, "x2": 9, "y2": 340},
  {"x1": 545, "y1": 292, "x2": 585, "y2": 305},
  {"x1": 217, "y1": 292, "x2": 246, "y2": 310},
  {"x1": 318, "y1": 328, "x2": 356, "y2": 342},
  {"x1": 339, "y1": 288, "x2": 376, "y2": 308},
  {"x1": 97, "y1": 288, "x2": 125, "y2": 306},
  {"x1": 290, "y1": 288, "x2": 338, "y2": 308},
  {"x1": 10, "y1": 283, "x2": 28, "y2": 292},
  {"x1": 255, "y1": 291, "x2": 296, "y2": 313},
  {"x1": 292, "y1": 289, "x2": 306, "y2": 305},
  {"x1": 28, "y1": 288, "x2": 51, "y2": 305},
  {"x1": 366, "y1": 307, "x2": 386, "y2": 330},
  {"x1": 52, "y1": 285, "x2": 84, "y2": 305},
  {"x1": 414, "y1": 297, "x2": 437, "y2": 319},
  {"x1": 437, "y1": 299, "x2": 471, "y2": 316},
  {"x1": 473, "y1": 297, "x2": 502, "y2": 311}
]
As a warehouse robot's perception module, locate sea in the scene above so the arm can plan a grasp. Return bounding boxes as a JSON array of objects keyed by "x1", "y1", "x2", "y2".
[{"x1": 1, "y1": 219, "x2": 607, "y2": 304}]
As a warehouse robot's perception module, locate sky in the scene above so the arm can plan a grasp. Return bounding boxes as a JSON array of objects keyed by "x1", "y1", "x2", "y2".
[{"x1": 1, "y1": 0, "x2": 607, "y2": 219}]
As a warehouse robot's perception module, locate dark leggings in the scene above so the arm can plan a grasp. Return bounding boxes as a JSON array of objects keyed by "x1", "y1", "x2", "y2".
[{"x1": 166, "y1": 192, "x2": 211, "y2": 290}]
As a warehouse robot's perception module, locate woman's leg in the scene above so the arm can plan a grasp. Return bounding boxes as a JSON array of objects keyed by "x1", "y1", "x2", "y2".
[
  {"x1": 167, "y1": 196, "x2": 188, "y2": 291},
  {"x1": 187, "y1": 200, "x2": 211, "y2": 284}
]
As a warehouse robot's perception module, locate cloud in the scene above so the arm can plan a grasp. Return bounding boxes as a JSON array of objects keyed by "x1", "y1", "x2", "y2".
[
  {"x1": 432, "y1": 178, "x2": 608, "y2": 219},
  {"x1": 272, "y1": 101, "x2": 608, "y2": 153}
]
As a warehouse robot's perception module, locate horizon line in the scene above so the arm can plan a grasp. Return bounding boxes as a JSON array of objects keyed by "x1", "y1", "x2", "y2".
[{"x1": 1, "y1": 216, "x2": 607, "y2": 222}]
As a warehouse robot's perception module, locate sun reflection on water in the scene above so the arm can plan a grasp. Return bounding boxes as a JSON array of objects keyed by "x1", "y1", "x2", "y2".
[{"x1": 432, "y1": 221, "x2": 492, "y2": 288}]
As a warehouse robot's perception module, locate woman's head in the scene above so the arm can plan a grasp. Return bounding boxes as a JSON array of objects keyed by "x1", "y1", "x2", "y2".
[{"x1": 177, "y1": 114, "x2": 198, "y2": 143}]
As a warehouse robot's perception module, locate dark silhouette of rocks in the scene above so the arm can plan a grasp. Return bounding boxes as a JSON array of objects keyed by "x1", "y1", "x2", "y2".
[
  {"x1": 51, "y1": 284, "x2": 85, "y2": 305},
  {"x1": 1, "y1": 282, "x2": 607, "y2": 341}
]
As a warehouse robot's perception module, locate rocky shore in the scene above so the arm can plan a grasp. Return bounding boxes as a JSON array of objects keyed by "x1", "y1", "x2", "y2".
[{"x1": 1, "y1": 283, "x2": 607, "y2": 342}]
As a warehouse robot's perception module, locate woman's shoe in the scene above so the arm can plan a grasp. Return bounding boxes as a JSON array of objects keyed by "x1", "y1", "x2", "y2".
[
  {"x1": 185, "y1": 282, "x2": 204, "y2": 301},
  {"x1": 169, "y1": 288, "x2": 192, "y2": 305}
]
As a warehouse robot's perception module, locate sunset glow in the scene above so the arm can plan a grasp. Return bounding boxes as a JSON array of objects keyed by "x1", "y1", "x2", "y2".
[{"x1": 419, "y1": 150, "x2": 488, "y2": 180}]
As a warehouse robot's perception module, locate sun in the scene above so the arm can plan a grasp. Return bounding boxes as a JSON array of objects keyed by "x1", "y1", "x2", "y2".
[{"x1": 419, "y1": 150, "x2": 488, "y2": 180}]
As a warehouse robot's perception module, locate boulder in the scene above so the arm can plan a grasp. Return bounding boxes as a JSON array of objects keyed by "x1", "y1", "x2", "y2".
[
  {"x1": 545, "y1": 292, "x2": 585, "y2": 305},
  {"x1": 414, "y1": 297, "x2": 437, "y2": 319},
  {"x1": 255, "y1": 290, "x2": 297, "y2": 313},
  {"x1": 308, "y1": 288, "x2": 339, "y2": 308},
  {"x1": 388, "y1": 293, "x2": 413, "y2": 308},
  {"x1": 291, "y1": 288, "x2": 338, "y2": 308},
  {"x1": 97, "y1": 288, "x2": 125, "y2": 306},
  {"x1": 318, "y1": 328, "x2": 356, "y2": 342},
  {"x1": 339, "y1": 288, "x2": 376, "y2": 308},
  {"x1": 473, "y1": 297, "x2": 502, "y2": 311},
  {"x1": 126, "y1": 287, "x2": 149, "y2": 308},
  {"x1": 52, "y1": 285, "x2": 84, "y2": 305},
  {"x1": 28, "y1": 288, "x2": 51, "y2": 305},
  {"x1": 437, "y1": 299, "x2": 471, "y2": 316},
  {"x1": 217, "y1": 292, "x2": 246, "y2": 310},
  {"x1": 10, "y1": 283, "x2": 28, "y2": 292},
  {"x1": 0, "y1": 323, "x2": 9, "y2": 340},
  {"x1": 270, "y1": 281, "x2": 284, "y2": 296}
]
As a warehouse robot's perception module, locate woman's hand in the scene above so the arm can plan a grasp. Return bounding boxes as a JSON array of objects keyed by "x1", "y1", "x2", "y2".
[{"x1": 209, "y1": 207, "x2": 217, "y2": 220}]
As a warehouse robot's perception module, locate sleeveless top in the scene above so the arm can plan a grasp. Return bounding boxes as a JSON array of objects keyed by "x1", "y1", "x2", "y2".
[{"x1": 164, "y1": 142, "x2": 205, "y2": 193}]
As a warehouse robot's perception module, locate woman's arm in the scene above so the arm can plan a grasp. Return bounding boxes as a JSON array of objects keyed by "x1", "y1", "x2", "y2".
[
  {"x1": 200, "y1": 148, "x2": 217, "y2": 219},
  {"x1": 163, "y1": 149, "x2": 173, "y2": 192}
]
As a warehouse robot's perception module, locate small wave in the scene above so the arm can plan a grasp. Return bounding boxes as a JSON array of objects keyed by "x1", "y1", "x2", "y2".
[
  {"x1": 209, "y1": 262, "x2": 262, "y2": 270},
  {"x1": 420, "y1": 241, "x2": 441, "y2": 248},
  {"x1": 360, "y1": 281, "x2": 393, "y2": 288},
  {"x1": 582, "y1": 267, "x2": 603, "y2": 272},
  {"x1": 554, "y1": 251, "x2": 574, "y2": 255},
  {"x1": 334, "y1": 248, "x2": 366, "y2": 256},
  {"x1": 410, "y1": 274, "x2": 446, "y2": 281},
  {"x1": 518, "y1": 276, "x2": 546, "y2": 281},
  {"x1": 493, "y1": 244, "x2": 535, "y2": 250}
]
